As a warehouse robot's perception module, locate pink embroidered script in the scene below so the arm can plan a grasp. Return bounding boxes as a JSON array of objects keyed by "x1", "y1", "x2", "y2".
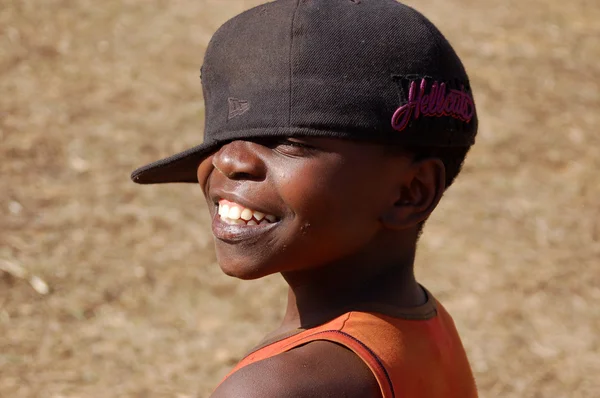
[{"x1": 392, "y1": 78, "x2": 475, "y2": 132}]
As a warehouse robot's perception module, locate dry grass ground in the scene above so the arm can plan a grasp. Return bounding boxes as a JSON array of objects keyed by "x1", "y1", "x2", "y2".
[{"x1": 1, "y1": 0, "x2": 598, "y2": 397}]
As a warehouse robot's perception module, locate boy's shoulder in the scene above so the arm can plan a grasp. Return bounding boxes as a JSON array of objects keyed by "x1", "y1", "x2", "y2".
[{"x1": 210, "y1": 340, "x2": 382, "y2": 398}]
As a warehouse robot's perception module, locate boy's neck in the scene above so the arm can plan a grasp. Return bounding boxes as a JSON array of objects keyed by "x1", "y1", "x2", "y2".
[{"x1": 279, "y1": 253, "x2": 426, "y2": 332}]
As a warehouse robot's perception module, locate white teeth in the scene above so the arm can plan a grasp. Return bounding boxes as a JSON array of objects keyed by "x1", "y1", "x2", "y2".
[
  {"x1": 240, "y1": 208, "x2": 253, "y2": 221},
  {"x1": 223, "y1": 217, "x2": 236, "y2": 225},
  {"x1": 228, "y1": 206, "x2": 241, "y2": 220},
  {"x1": 218, "y1": 201, "x2": 277, "y2": 225},
  {"x1": 220, "y1": 204, "x2": 230, "y2": 217},
  {"x1": 253, "y1": 211, "x2": 265, "y2": 221}
]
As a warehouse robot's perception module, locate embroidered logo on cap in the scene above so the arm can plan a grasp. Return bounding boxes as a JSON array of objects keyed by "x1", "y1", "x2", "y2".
[
  {"x1": 228, "y1": 97, "x2": 250, "y2": 120},
  {"x1": 392, "y1": 78, "x2": 474, "y2": 132}
]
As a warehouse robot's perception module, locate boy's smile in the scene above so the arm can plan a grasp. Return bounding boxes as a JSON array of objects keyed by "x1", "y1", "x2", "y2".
[
  {"x1": 217, "y1": 199, "x2": 278, "y2": 226},
  {"x1": 197, "y1": 137, "x2": 415, "y2": 280},
  {"x1": 210, "y1": 195, "x2": 280, "y2": 243}
]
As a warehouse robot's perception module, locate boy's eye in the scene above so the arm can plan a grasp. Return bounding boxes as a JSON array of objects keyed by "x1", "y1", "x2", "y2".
[
  {"x1": 272, "y1": 138, "x2": 316, "y2": 156},
  {"x1": 280, "y1": 139, "x2": 311, "y2": 148}
]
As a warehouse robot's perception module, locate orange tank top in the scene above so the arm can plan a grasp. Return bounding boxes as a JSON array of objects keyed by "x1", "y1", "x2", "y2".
[{"x1": 217, "y1": 289, "x2": 478, "y2": 398}]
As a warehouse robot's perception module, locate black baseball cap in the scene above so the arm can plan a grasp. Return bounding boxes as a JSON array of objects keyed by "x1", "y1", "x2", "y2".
[{"x1": 131, "y1": 0, "x2": 477, "y2": 184}]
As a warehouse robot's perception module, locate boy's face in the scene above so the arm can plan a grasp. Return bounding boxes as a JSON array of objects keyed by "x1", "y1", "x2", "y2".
[{"x1": 196, "y1": 137, "x2": 415, "y2": 280}]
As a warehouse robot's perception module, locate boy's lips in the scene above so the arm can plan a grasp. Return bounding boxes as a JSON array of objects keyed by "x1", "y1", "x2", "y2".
[
  {"x1": 211, "y1": 213, "x2": 279, "y2": 243},
  {"x1": 211, "y1": 208, "x2": 280, "y2": 243}
]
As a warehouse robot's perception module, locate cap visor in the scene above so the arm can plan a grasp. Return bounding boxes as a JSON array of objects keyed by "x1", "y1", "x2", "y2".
[{"x1": 130, "y1": 141, "x2": 219, "y2": 184}]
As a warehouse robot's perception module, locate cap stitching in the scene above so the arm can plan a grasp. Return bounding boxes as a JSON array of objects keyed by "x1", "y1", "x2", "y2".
[{"x1": 288, "y1": 0, "x2": 302, "y2": 131}]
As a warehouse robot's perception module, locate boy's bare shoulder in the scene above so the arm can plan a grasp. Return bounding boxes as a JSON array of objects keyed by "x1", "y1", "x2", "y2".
[{"x1": 210, "y1": 340, "x2": 382, "y2": 398}]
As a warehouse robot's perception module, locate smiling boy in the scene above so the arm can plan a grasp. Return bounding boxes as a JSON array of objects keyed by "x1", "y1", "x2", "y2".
[{"x1": 132, "y1": 0, "x2": 479, "y2": 397}]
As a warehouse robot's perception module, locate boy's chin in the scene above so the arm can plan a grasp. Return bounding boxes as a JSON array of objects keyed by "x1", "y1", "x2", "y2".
[{"x1": 217, "y1": 259, "x2": 275, "y2": 281}]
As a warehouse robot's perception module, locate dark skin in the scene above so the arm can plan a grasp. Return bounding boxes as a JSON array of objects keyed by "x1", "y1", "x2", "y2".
[{"x1": 196, "y1": 137, "x2": 445, "y2": 398}]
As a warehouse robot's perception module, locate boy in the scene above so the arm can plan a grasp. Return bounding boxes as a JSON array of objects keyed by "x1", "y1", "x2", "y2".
[{"x1": 132, "y1": 0, "x2": 479, "y2": 396}]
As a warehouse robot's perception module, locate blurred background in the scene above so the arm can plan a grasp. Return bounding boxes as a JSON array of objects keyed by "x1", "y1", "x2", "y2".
[{"x1": 1, "y1": 0, "x2": 598, "y2": 396}]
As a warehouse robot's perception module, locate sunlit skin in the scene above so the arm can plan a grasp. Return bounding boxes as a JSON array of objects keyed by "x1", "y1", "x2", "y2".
[
  {"x1": 197, "y1": 136, "x2": 446, "y2": 397},
  {"x1": 197, "y1": 136, "x2": 444, "y2": 328}
]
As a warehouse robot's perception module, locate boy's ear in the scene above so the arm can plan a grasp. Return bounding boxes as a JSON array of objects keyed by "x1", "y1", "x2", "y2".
[{"x1": 381, "y1": 157, "x2": 446, "y2": 230}]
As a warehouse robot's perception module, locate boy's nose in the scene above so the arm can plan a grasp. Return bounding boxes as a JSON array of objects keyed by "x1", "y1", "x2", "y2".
[{"x1": 211, "y1": 140, "x2": 266, "y2": 181}]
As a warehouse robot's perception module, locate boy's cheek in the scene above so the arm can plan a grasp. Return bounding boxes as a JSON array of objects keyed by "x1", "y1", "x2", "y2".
[{"x1": 196, "y1": 156, "x2": 215, "y2": 194}]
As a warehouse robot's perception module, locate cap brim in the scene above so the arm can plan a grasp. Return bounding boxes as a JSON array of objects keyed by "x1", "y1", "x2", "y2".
[
  {"x1": 130, "y1": 141, "x2": 220, "y2": 184},
  {"x1": 130, "y1": 127, "x2": 355, "y2": 184}
]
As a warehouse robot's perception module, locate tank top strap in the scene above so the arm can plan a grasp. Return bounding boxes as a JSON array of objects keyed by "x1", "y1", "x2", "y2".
[
  {"x1": 216, "y1": 313, "x2": 395, "y2": 397},
  {"x1": 217, "y1": 314, "x2": 348, "y2": 386},
  {"x1": 279, "y1": 328, "x2": 396, "y2": 398}
]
